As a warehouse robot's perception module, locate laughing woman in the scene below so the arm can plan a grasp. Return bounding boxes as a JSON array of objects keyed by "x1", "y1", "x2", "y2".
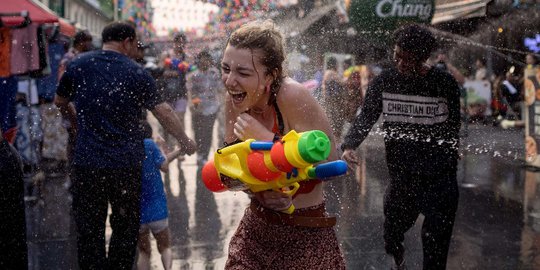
[{"x1": 220, "y1": 20, "x2": 346, "y2": 269}]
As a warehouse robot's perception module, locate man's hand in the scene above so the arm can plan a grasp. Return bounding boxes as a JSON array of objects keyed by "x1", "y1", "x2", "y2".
[
  {"x1": 341, "y1": 148, "x2": 359, "y2": 170},
  {"x1": 180, "y1": 138, "x2": 197, "y2": 155},
  {"x1": 253, "y1": 190, "x2": 293, "y2": 212},
  {"x1": 152, "y1": 102, "x2": 198, "y2": 155}
]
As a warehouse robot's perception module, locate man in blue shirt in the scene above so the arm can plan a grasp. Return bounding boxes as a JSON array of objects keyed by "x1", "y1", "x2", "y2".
[{"x1": 55, "y1": 21, "x2": 196, "y2": 270}]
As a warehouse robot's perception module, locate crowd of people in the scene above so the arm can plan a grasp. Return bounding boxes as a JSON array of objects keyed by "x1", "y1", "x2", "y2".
[{"x1": 3, "y1": 17, "x2": 537, "y2": 270}]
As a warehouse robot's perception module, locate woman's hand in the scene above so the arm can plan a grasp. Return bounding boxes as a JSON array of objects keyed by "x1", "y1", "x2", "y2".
[
  {"x1": 253, "y1": 190, "x2": 293, "y2": 211},
  {"x1": 233, "y1": 113, "x2": 273, "y2": 141}
]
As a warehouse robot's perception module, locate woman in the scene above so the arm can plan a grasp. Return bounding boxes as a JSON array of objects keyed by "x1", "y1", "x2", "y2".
[{"x1": 220, "y1": 20, "x2": 345, "y2": 269}]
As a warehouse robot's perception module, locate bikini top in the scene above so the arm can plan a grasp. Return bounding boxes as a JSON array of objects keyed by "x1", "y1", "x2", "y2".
[
  {"x1": 271, "y1": 101, "x2": 320, "y2": 196},
  {"x1": 224, "y1": 100, "x2": 321, "y2": 195}
]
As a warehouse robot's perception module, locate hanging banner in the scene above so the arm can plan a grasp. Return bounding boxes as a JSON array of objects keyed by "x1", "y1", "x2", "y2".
[
  {"x1": 346, "y1": 0, "x2": 435, "y2": 43},
  {"x1": 525, "y1": 66, "x2": 540, "y2": 167}
]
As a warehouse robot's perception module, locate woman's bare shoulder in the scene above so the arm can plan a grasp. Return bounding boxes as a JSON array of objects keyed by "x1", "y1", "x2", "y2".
[
  {"x1": 277, "y1": 78, "x2": 327, "y2": 129},
  {"x1": 277, "y1": 78, "x2": 311, "y2": 102}
]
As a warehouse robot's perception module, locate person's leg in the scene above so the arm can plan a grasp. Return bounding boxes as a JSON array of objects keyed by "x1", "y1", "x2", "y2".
[
  {"x1": 383, "y1": 170, "x2": 419, "y2": 267},
  {"x1": 107, "y1": 167, "x2": 142, "y2": 269},
  {"x1": 191, "y1": 112, "x2": 203, "y2": 162},
  {"x1": 200, "y1": 114, "x2": 217, "y2": 162},
  {"x1": 420, "y1": 171, "x2": 459, "y2": 270},
  {"x1": 173, "y1": 99, "x2": 187, "y2": 188},
  {"x1": 191, "y1": 113, "x2": 217, "y2": 166},
  {"x1": 71, "y1": 167, "x2": 108, "y2": 270},
  {"x1": 137, "y1": 227, "x2": 151, "y2": 270},
  {"x1": 154, "y1": 226, "x2": 172, "y2": 270}
]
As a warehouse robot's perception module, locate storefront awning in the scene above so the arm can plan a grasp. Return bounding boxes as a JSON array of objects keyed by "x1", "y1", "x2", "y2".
[
  {"x1": 58, "y1": 18, "x2": 76, "y2": 37},
  {"x1": 432, "y1": 0, "x2": 492, "y2": 24},
  {"x1": 1, "y1": 0, "x2": 58, "y2": 26}
]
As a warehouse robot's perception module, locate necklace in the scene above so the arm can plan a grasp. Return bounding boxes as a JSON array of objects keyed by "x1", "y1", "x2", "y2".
[{"x1": 250, "y1": 104, "x2": 271, "y2": 115}]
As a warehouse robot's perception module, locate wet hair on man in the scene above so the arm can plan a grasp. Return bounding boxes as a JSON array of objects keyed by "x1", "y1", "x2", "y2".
[
  {"x1": 393, "y1": 23, "x2": 437, "y2": 62},
  {"x1": 73, "y1": 31, "x2": 92, "y2": 46},
  {"x1": 102, "y1": 21, "x2": 136, "y2": 43}
]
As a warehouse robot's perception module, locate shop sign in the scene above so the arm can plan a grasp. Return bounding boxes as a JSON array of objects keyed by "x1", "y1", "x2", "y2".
[{"x1": 347, "y1": 0, "x2": 435, "y2": 42}]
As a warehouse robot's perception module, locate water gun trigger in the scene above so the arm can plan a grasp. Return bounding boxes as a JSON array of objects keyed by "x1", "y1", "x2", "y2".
[{"x1": 277, "y1": 182, "x2": 300, "y2": 197}]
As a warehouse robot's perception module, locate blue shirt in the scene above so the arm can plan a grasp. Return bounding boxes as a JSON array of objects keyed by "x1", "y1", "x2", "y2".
[
  {"x1": 56, "y1": 50, "x2": 162, "y2": 168},
  {"x1": 140, "y1": 139, "x2": 167, "y2": 224}
]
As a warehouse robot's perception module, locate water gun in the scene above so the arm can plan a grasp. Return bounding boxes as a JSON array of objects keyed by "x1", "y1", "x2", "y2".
[
  {"x1": 201, "y1": 130, "x2": 347, "y2": 214},
  {"x1": 164, "y1": 57, "x2": 197, "y2": 73}
]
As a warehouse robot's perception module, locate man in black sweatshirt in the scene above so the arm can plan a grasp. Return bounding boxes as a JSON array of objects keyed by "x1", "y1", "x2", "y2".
[{"x1": 341, "y1": 24, "x2": 460, "y2": 270}]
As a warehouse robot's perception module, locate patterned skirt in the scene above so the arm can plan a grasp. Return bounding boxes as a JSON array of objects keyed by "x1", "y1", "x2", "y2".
[{"x1": 225, "y1": 203, "x2": 346, "y2": 270}]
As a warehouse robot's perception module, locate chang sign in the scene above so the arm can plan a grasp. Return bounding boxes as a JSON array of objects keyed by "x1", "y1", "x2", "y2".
[
  {"x1": 348, "y1": 0, "x2": 434, "y2": 42},
  {"x1": 375, "y1": 0, "x2": 433, "y2": 20}
]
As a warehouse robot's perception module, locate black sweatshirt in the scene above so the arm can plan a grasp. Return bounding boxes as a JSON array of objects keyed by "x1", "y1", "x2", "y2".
[{"x1": 342, "y1": 67, "x2": 461, "y2": 173}]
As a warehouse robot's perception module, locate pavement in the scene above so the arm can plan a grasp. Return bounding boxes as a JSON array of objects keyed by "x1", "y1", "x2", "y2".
[{"x1": 23, "y1": 115, "x2": 540, "y2": 270}]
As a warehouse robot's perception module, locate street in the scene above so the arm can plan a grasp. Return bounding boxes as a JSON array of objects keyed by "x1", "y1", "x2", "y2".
[{"x1": 25, "y1": 113, "x2": 539, "y2": 269}]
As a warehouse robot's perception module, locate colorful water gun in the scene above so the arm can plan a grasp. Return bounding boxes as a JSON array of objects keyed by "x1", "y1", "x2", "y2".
[
  {"x1": 164, "y1": 57, "x2": 197, "y2": 74},
  {"x1": 201, "y1": 130, "x2": 347, "y2": 213}
]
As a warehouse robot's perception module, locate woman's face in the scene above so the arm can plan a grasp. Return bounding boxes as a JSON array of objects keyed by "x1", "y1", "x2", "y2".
[{"x1": 221, "y1": 45, "x2": 271, "y2": 112}]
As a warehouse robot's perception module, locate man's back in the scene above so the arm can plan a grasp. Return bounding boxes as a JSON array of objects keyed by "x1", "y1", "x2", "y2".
[{"x1": 57, "y1": 50, "x2": 161, "y2": 168}]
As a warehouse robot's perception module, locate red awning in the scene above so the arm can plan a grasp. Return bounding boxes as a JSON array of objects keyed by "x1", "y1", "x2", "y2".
[
  {"x1": 59, "y1": 18, "x2": 76, "y2": 37},
  {"x1": 1, "y1": 0, "x2": 59, "y2": 26}
]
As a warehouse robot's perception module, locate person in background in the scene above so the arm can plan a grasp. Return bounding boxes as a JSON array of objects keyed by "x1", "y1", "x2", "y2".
[
  {"x1": 343, "y1": 66, "x2": 364, "y2": 124},
  {"x1": 137, "y1": 121, "x2": 183, "y2": 270},
  {"x1": 500, "y1": 69, "x2": 522, "y2": 119},
  {"x1": 474, "y1": 58, "x2": 488, "y2": 81},
  {"x1": 526, "y1": 53, "x2": 538, "y2": 69},
  {"x1": 187, "y1": 50, "x2": 223, "y2": 167},
  {"x1": 221, "y1": 20, "x2": 345, "y2": 269},
  {"x1": 56, "y1": 30, "x2": 93, "y2": 163},
  {"x1": 322, "y1": 56, "x2": 346, "y2": 140},
  {"x1": 434, "y1": 52, "x2": 465, "y2": 86},
  {"x1": 55, "y1": 21, "x2": 196, "y2": 270},
  {"x1": 157, "y1": 33, "x2": 191, "y2": 179},
  {"x1": 341, "y1": 23, "x2": 461, "y2": 270},
  {"x1": 57, "y1": 30, "x2": 93, "y2": 80}
]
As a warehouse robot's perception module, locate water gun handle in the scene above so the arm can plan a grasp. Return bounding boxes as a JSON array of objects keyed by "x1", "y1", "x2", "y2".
[
  {"x1": 311, "y1": 160, "x2": 348, "y2": 179},
  {"x1": 281, "y1": 203, "x2": 295, "y2": 214}
]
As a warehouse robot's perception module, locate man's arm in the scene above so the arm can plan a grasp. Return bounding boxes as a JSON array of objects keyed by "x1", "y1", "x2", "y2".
[
  {"x1": 151, "y1": 102, "x2": 196, "y2": 155},
  {"x1": 54, "y1": 95, "x2": 77, "y2": 131},
  {"x1": 341, "y1": 76, "x2": 384, "y2": 151}
]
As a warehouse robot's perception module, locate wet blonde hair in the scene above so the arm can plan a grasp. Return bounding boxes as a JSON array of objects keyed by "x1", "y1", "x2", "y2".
[{"x1": 227, "y1": 20, "x2": 285, "y2": 105}]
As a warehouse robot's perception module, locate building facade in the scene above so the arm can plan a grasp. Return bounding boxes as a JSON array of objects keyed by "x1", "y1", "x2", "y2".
[
  {"x1": 151, "y1": 0, "x2": 218, "y2": 37},
  {"x1": 38, "y1": 0, "x2": 112, "y2": 38}
]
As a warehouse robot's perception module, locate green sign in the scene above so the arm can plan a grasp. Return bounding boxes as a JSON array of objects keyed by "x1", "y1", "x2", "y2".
[{"x1": 348, "y1": 0, "x2": 435, "y2": 43}]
